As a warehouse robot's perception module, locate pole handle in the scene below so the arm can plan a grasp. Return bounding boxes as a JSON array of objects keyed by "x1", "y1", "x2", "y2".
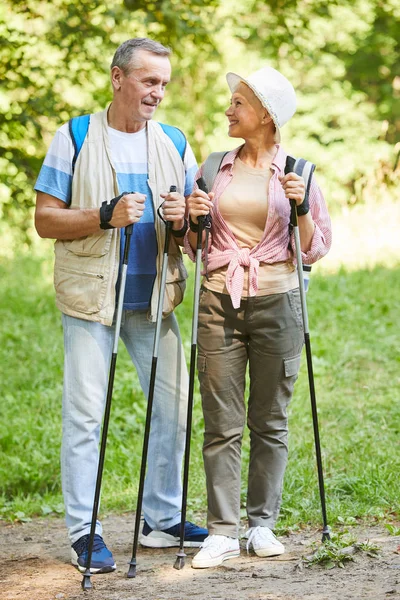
[
  {"x1": 165, "y1": 185, "x2": 177, "y2": 232},
  {"x1": 195, "y1": 177, "x2": 208, "y2": 248},
  {"x1": 284, "y1": 156, "x2": 298, "y2": 228}
]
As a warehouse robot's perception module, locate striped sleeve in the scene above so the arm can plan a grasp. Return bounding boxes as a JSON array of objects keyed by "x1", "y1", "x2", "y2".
[
  {"x1": 34, "y1": 123, "x2": 74, "y2": 204},
  {"x1": 296, "y1": 178, "x2": 332, "y2": 264}
]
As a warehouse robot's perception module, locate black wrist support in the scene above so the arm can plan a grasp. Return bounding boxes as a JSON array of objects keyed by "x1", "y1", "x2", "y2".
[
  {"x1": 296, "y1": 198, "x2": 310, "y2": 216},
  {"x1": 189, "y1": 214, "x2": 212, "y2": 232},
  {"x1": 170, "y1": 218, "x2": 188, "y2": 237},
  {"x1": 99, "y1": 191, "x2": 133, "y2": 230}
]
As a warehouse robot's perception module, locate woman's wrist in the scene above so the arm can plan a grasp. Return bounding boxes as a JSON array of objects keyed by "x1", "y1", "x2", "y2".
[{"x1": 189, "y1": 215, "x2": 200, "y2": 232}]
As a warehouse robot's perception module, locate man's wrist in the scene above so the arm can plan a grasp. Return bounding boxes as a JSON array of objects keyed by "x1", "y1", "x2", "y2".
[
  {"x1": 99, "y1": 205, "x2": 115, "y2": 230},
  {"x1": 171, "y1": 218, "x2": 188, "y2": 237}
]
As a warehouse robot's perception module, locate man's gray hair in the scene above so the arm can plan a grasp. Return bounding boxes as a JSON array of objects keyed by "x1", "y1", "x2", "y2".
[{"x1": 111, "y1": 38, "x2": 171, "y2": 74}]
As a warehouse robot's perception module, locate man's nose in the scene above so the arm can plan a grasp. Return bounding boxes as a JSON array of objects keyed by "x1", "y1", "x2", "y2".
[{"x1": 151, "y1": 85, "x2": 165, "y2": 100}]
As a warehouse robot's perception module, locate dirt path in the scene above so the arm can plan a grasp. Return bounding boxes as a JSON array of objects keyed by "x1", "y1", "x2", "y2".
[{"x1": 1, "y1": 515, "x2": 399, "y2": 600}]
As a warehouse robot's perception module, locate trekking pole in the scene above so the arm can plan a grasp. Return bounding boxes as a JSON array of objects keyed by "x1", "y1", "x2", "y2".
[
  {"x1": 127, "y1": 185, "x2": 176, "y2": 578},
  {"x1": 285, "y1": 156, "x2": 330, "y2": 542},
  {"x1": 82, "y1": 221, "x2": 134, "y2": 591},
  {"x1": 174, "y1": 177, "x2": 207, "y2": 570}
]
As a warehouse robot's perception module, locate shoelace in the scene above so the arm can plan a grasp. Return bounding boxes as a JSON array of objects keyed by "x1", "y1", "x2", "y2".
[
  {"x1": 246, "y1": 527, "x2": 275, "y2": 553},
  {"x1": 73, "y1": 534, "x2": 106, "y2": 555},
  {"x1": 201, "y1": 534, "x2": 225, "y2": 550}
]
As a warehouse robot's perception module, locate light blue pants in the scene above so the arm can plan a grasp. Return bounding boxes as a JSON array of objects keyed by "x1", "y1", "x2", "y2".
[{"x1": 61, "y1": 311, "x2": 188, "y2": 544}]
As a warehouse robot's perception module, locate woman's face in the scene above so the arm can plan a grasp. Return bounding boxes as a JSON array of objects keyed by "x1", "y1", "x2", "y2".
[{"x1": 225, "y1": 82, "x2": 267, "y2": 139}]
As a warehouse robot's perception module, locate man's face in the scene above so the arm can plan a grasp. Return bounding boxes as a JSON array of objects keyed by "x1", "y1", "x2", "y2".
[{"x1": 112, "y1": 50, "x2": 171, "y2": 123}]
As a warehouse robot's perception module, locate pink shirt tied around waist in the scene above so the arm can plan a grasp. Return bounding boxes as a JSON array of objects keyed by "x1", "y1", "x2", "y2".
[{"x1": 184, "y1": 145, "x2": 332, "y2": 309}]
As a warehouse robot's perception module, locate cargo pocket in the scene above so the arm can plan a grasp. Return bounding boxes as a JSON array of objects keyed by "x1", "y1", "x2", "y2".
[
  {"x1": 270, "y1": 353, "x2": 302, "y2": 414},
  {"x1": 60, "y1": 231, "x2": 112, "y2": 257},
  {"x1": 197, "y1": 352, "x2": 239, "y2": 431},
  {"x1": 284, "y1": 354, "x2": 301, "y2": 378},
  {"x1": 54, "y1": 232, "x2": 114, "y2": 315},
  {"x1": 54, "y1": 264, "x2": 109, "y2": 315}
]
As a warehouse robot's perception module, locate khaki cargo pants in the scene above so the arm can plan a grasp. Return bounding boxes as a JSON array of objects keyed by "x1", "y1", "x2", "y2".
[{"x1": 197, "y1": 287, "x2": 304, "y2": 538}]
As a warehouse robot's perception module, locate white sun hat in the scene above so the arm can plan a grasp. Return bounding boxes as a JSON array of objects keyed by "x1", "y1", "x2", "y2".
[{"x1": 226, "y1": 66, "x2": 296, "y2": 142}]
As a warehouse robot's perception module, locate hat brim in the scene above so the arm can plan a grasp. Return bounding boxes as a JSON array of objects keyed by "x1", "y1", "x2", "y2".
[{"x1": 226, "y1": 72, "x2": 281, "y2": 143}]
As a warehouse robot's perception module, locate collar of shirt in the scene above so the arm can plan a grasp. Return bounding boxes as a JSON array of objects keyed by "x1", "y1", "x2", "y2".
[{"x1": 218, "y1": 143, "x2": 286, "y2": 176}]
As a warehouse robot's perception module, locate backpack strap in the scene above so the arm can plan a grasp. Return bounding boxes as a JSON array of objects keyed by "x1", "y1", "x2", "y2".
[
  {"x1": 293, "y1": 157, "x2": 316, "y2": 206},
  {"x1": 202, "y1": 151, "x2": 228, "y2": 192},
  {"x1": 69, "y1": 114, "x2": 91, "y2": 174},
  {"x1": 197, "y1": 151, "x2": 227, "y2": 280},
  {"x1": 288, "y1": 155, "x2": 316, "y2": 291},
  {"x1": 158, "y1": 123, "x2": 187, "y2": 162}
]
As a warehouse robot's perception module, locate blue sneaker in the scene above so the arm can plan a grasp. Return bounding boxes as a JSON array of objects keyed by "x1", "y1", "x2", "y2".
[
  {"x1": 71, "y1": 534, "x2": 116, "y2": 574},
  {"x1": 139, "y1": 520, "x2": 208, "y2": 548}
]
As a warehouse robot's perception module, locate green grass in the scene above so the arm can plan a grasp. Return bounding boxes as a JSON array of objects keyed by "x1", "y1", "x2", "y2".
[
  {"x1": 303, "y1": 530, "x2": 380, "y2": 569},
  {"x1": 0, "y1": 254, "x2": 399, "y2": 531}
]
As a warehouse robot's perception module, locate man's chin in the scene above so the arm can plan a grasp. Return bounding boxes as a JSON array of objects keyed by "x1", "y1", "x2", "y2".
[{"x1": 142, "y1": 104, "x2": 157, "y2": 115}]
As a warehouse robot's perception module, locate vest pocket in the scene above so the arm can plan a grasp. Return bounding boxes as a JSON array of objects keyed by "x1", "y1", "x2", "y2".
[
  {"x1": 59, "y1": 231, "x2": 112, "y2": 257},
  {"x1": 54, "y1": 264, "x2": 109, "y2": 314}
]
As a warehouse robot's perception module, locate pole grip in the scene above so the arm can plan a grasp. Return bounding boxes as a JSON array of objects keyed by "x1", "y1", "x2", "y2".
[
  {"x1": 284, "y1": 156, "x2": 298, "y2": 228},
  {"x1": 284, "y1": 155, "x2": 295, "y2": 176},
  {"x1": 165, "y1": 185, "x2": 177, "y2": 233},
  {"x1": 195, "y1": 177, "x2": 208, "y2": 250},
  {"x1": 196, "y1": 176, "x2": 208, "y2": 194}
]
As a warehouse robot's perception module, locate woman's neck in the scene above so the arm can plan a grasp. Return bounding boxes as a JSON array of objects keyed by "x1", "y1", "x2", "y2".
[{"x1": 238, "y1": 140, "x2": 277, "y2": 170}]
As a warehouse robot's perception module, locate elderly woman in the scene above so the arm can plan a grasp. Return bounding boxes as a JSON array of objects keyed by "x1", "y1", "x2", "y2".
[{"x1": 185, "y1": 66, "x2": 332, "y2": 568}]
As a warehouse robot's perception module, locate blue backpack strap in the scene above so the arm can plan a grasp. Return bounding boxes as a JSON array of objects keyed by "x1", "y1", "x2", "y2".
[
  {"x1": 68, "y1": 114, "x2": 91, "y2": 174},
  {"x1": 158, "y1": 123, "x2": 187, "y2": 162}
]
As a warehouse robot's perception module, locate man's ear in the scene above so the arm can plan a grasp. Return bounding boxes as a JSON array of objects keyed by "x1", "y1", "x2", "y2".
[{"x1": 111, "y1": 66, "x2": 123, "y2": 91}]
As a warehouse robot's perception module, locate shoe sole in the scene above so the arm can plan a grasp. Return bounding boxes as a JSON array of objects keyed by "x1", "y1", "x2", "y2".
[
  {"x1": 71, "y1": 557, "x2": 117, "y2": 574},
  {"x1": 139, "y1": 534, "x2": 203, "y2": 548},
  {"x1": 253, "y1": 546, "x2": 285, "y2": 558},
  {"x1": 191, "y1": 549, "x2": 240, "y2": 569}
]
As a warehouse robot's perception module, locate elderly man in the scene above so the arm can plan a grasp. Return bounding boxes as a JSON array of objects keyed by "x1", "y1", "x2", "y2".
[{"x1": 34, "y1": 37, "x2": 207, "y2": 574}]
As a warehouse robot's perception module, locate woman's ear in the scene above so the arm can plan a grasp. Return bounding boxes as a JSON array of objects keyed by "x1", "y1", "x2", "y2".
[{"x1": 262, "y1": 111, "x2": 272, "y2": 125}]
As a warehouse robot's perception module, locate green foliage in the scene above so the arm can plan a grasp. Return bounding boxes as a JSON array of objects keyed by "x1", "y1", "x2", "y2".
[
  {"x1": 0, "y1": 1, "x2": 128, "y2": 244},
  {"x1": 232, "y1": 0, "x2": 400, "y2": 209},
  {"x1": 385, "y1": 523, "x2": 400, "y2": 536},
  {"x1": 304, "y1": 531, "x2": 380, "y2": 569},
  {"x1": 1, "y1": 0, "x2": 400, "y2": 250}
]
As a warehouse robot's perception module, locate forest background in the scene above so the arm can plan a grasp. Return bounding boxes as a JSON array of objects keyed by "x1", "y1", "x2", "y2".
[{"x1": 0, "y1": 0, "x2": 399, "y2": 533}]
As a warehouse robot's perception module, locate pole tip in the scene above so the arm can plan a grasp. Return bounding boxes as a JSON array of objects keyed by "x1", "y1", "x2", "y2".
[
  {"x1": 322, "y1": 526, "x2": 331, "y2": 542},
  {"x1": 81, "y1": 573, "x2": 93, "y2": 590},
  {"x1": 173, "y1": 551, "x2": 186, "y2": 570},
  {"x1": 127, "y1": 560, "x2": 137, "y2": 579}
]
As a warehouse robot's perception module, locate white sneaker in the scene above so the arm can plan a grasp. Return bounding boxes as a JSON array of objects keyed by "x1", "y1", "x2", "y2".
[
  {"x1": 191, "y1": 535, "x2": 240, "y2": 568},
  {"x1": 246, "y1": 526, "x2": 285, "y2": 557}
]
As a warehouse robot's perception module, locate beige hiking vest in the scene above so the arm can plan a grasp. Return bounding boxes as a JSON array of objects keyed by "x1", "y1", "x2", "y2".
[{"x1": 54, "y1": 108, "x2": 187, "y2": 326}]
